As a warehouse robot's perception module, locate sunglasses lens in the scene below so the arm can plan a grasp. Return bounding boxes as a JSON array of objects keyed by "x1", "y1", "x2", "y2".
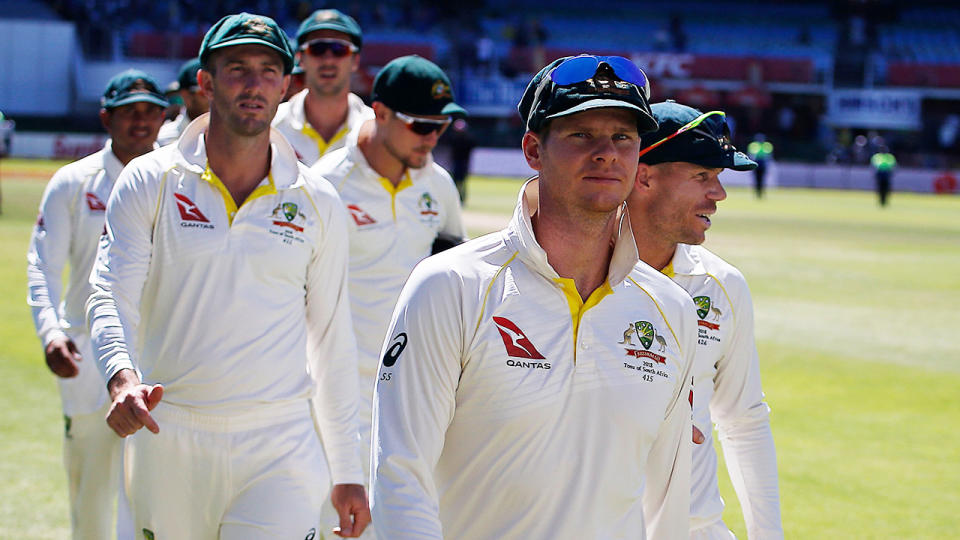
[
  {"x1": 306, "y1": 41, "x2": 351, "y2": 57},
  {"x1": 550, "y1": 56, "x2": 601, "y2": 86},
  {"x1": 408, "y1": 122, "x2": 442, "y2": 135},
  {"x1": 600, "y1": 56, "x2": 648, "y2": 88}
]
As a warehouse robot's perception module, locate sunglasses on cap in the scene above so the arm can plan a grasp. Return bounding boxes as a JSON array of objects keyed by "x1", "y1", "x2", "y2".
[
  {"x1": 300, "y1": 38, "x2": 358, "y2": 58},
  {"x1": 549, "y1": 55, "x2": 650, "y2": 97},
  {"x1": 638, "y1": 110, "x2": 731, "y2": 158},
  {"x1": 394, "y1": 111, "x2": 451, "y2": 135}
]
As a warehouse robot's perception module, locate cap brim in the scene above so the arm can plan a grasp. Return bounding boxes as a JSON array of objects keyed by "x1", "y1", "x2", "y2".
[
  {"x1": 108, "y1": 94, "x2": 170, "y2": 109},
  {"x1": 440, "y1": 102, "x2": 468, "y2": 117},
  {"x1": 727, "y1": 151, "x2": 757, "y2": 171},
  {"x1": 546, "y1": 99, "x2": 657, "y2": 134}
]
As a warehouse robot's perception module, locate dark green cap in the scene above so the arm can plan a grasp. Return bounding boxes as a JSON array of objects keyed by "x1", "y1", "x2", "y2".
[
  {"x1": 518, "y1": 56, "x2": 657, "y2": 134},
  {"x1": 101, "y1": 69, "x2": 169, "y2": 110},
  {"x1": 639, "y1": 101, "x2": 756, "y2": 171},
  {"x1": 199, "y1": 13, "x2": 295, "y2": 74},
  {"x1": 296, "y1": 9, "x2": 362, "y2": 48},
  {"x1": 177, "y1": 58, "x2": 202, "y2": 91},
  {"x1": 372, "y1": 55, "x2": 467, "y2": 118}
]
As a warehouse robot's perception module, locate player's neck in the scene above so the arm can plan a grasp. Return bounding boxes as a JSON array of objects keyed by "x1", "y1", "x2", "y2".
[
  {"x1": 357, "y1": 122, "x2": 406, "y2": 186},
  {"x1": 304, "y1": 89, "x2": 349, "y2": 142},
  {"x1": 635, "y1": 235, "x2": 677, "y2": 273},
  {"x1": 204, "y1": 120, "x2": 271, "y2": 207},
  {"x1": 532, "y1": 198, "x2": 619, "y2": 301}
]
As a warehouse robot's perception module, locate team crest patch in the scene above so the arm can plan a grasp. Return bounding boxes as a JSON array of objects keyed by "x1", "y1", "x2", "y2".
[
  {"x1": 431, "y1": 80, "x2": 451, "y2": 100},
  {"x1": 693, "y1": 296, "x2": 711, "y2": 319},
  {"x1": 620, "y1": 320, "x2": 672, "y2": 380},
  {"x1": 619, "y1": 320, "x2": 668, "y2": 365},
  {"x1": 269, "y1": 201, "x2": 308, "y2": 241},
  {"x1": 418, "y1": 192, "x2": 438, "y2": 216},
  {"x1": 242, "y1": 17, "x2": 272, "y2": 37},
  {"x1": 142, "y1": 529, "x2": 155, "y2": 540},
  {"x1": 314, "y1": 10, "x2": 339, "y2": 22}
]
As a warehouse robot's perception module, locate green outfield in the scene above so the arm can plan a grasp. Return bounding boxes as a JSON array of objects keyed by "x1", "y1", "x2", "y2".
[{"x1": 1, "y1": 159, "x2": 958, "y2": 538}]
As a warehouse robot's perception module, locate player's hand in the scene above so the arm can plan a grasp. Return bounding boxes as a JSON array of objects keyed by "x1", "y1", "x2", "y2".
[
  {"x1": 693, "y1": 425, "x2": 705, "y2": 445},
  {"x1": 330, "y1": 483, "x2": 371, "y2": 538},
  {"x1": 44, "y1": 336, "x2": 81, "y2": 378},
  {"x1": 105, "y1": 369, "x2": 163, "y2": 437}
]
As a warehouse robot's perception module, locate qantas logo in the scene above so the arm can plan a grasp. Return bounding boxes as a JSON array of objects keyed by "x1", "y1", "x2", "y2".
[
  {"x1": 493, "y1": 316, "x2": 545, "y2": 360},
  {"x1": 346, "y1": 204, "x2": 376, "y2": 226},
  {"x1": 85, "y1": 192, "x2": 106, "y2": 211},
  {"x1": 174, "y1": 193, "x2": 211, "y2": 223}
]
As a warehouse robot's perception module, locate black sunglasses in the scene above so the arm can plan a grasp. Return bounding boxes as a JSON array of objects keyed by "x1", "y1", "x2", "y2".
[
  {"x1": 300, "y1": 38, "x2": 358, "y2": 58},
  {"x1": 394, "y1": 111, "x2": 451, "y2": 135}
]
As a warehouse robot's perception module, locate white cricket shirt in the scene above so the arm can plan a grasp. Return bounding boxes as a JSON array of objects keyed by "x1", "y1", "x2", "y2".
[
  {"x1": 26, "y1": 141, "x2": 122, "y2": 415},
  {"x1": 312, "y1": 144, "x2": 465, "y2": 404},
  {"x1": 157, "y1": 111, "x2": 189, "y2": 147},
  {"x1": 273, "y1": 90, "x2": 373, "y2": 166},
  {"x1": 666, "y1": 244, "x2": 783, "y2": 538},
  {"x1": 371, "y1": 179, "x2": 697, "y2": 539},
  {"x1": 86, "y1": 114, "x2": 364, "y2": 485}
]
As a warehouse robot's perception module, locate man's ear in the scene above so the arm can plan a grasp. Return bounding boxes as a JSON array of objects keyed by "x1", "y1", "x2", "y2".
[
  {"x1": 98, "y1": 109, "x2": 111, "y2": 134},
  {"x1": 635, "y1": 162, "x2": 652, "y2": 190},
  {"x1": 522, "y1": 131, "x2": 543, "y2": 172},
  {"x1": 198, "y1": 68, "x2": 214, "y2": 100}
]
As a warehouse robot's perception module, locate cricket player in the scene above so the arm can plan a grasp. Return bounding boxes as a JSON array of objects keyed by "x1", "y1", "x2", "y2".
[
  {"x1": 311, "y1": 54, "x2": 466, "y2": 537},
  {"x1": 86, "y1": 13, "x2": 369, "y2": 539},
  {"x1": 157, "y1": 57, "x2": 209, "y2": 146},
  {"x1": 627, "y1": 101, "x2": 783, "y2": 539},
  {"x1": 371, "y1": 55, "x2": 698, "y2": 539},
  {"x1": 27, "y1": 68, "x2": 167, "y2": 540},
  {"x1": 273, "y1": 8, "x2": 373, "y2": 165}
]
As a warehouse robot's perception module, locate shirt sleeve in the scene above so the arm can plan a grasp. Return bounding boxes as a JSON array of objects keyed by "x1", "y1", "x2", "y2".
[
  {"x1": 711, "y1": 274, "x2": 783, "y2": 539},
  {"x1": 26, "y1": 169, "x2": 76, "y2": 346},
  {"x1": 86, "y1": 161, "x2": 159, "y2": 382},
  {"x1": 370, "y1": 259, "x2": 463, "y2": 539},
  {"x1": 305, "y1": 187, "x2": 365, "y2": 486},
  {"x1": 438, "y1": 168, "x2": 467, "y2": 239},
  {"x1": 642, "y1": 300, "x2": 696, "y2": 539}
]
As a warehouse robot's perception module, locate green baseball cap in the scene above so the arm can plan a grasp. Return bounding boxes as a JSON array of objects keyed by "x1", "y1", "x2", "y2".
[
  {"x1": 296, "y1": 9, "x2": 362, "y2": 48},
  {"x1": 518, "y1": 56, "x2": 657, "y2": 134},
  {"x1": 372, "y1": 55, "x2": 467, "y2": 118},
  {"x1": 177, "y1": 58, "x2": 202, "y2": 91},
  {"x1": 638, "y1": 101, "x2": 756, "y2": 171},
  {"x1": 101, "y1": 69, "x2": 169, "y2": 110},
  {"x1": 199, "y1": 13, "x2": 295, "y2": 74}
]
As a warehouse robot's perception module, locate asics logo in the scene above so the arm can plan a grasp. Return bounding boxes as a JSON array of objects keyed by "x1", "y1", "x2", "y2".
[
  {"x1": 492, "y1": 317, "x2": 545, "y2": 359},
  {"x1": 174, "y1": 193, "x2": 210, "y2": 222},
  {"x1": 382, "y1": 332, "x2": 407, "y2": 367}
]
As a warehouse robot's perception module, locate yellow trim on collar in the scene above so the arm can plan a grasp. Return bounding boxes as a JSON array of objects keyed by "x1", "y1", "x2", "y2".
[
  {"x1": 377, "y1": 171, "x2": 413, "y2": 221},
  {"x1": 201, "y1": 163, "x2": 276, "y2": 225},
  {"x1": 301, "y1": 122, "x2": 350, "y2": 158},
  {"x1": 661, "y1": 260, "x2": 675, "y2": 278},
  {"x1": 553, "y1": 277, "x2": 614, "y2": 346}
]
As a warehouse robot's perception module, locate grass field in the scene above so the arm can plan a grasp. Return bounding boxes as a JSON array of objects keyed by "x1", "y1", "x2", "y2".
[{"x1": 1, "y1": 158, "x2": 959, "y2": 538}]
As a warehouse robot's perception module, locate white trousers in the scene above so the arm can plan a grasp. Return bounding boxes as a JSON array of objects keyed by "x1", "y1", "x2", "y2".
[
  {"x1": 63, "y1": 405, "x2": 123, "y2": 540},
  {"x1": 125, "y1": 400, "x2": 329, "y2": 540}
]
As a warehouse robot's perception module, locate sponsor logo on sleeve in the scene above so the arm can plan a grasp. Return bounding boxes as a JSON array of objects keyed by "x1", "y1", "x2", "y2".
[
  {"x1": 382, "y1": 332, "x2": 407, "y2": 367},
  {"x1": 493, "y1": 316, "x2": 550, "y2": 369},
  {"x1": 85, "y1": 192, "x2": 107, "y2": 211}
]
